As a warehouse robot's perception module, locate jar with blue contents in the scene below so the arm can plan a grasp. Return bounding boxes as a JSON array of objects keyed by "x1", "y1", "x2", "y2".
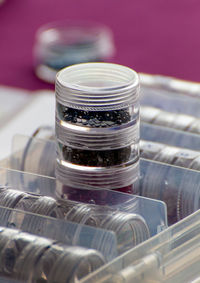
[{"x1": 34, "y1": 21, "x2": 115, "y2": 83}]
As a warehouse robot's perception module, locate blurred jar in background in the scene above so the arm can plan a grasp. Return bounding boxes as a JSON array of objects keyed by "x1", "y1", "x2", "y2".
[{"x1": 33, "y1": 21, "x2": 115, "y2": 84}]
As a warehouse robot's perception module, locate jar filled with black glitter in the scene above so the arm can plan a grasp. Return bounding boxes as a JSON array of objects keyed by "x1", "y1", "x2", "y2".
[{"x1": 55, "y1": 62, "x2": 140, "y2": 195}]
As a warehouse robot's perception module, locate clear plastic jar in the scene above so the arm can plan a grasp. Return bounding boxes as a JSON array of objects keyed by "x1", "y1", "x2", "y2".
[
  {"x1": 55, "y1": 62, "x2": 140, "y2": 194},
  {"x1": 140, "y1": 140, "x2": 200, "y2": 170},
  {"x1": 33, "y1": 21, "x2": 115, "y2": 83}
]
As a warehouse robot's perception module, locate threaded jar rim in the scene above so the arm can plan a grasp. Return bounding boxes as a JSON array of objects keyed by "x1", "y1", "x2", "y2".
[
  {"x1": 56, "y1": 63, "x2": 140, "y2": 110},
  {"x1": 56, "y1": 158, "x2": 139, "y2": 190}
]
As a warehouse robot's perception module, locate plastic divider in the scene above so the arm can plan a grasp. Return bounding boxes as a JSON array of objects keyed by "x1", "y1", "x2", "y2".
[
  {"x1": 0, "y1": 166, "x2": 167, "y2": 239},
  {"x1": 0, "y1": 205, "x2": 117, "y2": 262}
]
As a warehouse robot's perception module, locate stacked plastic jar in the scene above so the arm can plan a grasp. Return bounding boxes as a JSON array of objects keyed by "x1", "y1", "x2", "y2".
[{"x1": 55, "y1": 63, "x2": 140, "y2": 199}]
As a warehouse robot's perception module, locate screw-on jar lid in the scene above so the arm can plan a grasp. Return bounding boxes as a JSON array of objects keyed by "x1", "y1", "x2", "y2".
[{"x1": 56, "y1": 63, "x2": 140, "y2": 111}]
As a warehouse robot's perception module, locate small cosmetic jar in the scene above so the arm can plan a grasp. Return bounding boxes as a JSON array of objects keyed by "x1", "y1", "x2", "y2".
[
  {"x1": 33, "y1": 21, "x2": 115, "y2": 83},
  {"x1": 55, "y1": 62, "x2": 140, "y2": 195}
]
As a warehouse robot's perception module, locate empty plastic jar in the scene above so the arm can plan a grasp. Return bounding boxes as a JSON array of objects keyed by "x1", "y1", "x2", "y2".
[{"x1": 55, "y1": 62, "x2": 140, "y2": 196}]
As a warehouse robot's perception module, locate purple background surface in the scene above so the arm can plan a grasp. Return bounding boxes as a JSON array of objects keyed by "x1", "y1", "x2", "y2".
[{"x1": 0, "y1": 0, "x2": 200, "y2": 90}]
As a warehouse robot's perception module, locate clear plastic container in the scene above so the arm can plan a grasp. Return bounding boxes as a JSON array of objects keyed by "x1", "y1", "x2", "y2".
[
  {"x1": 3, "y1": 73, "x2": 200, "y2": 282},
  {"x1": 33, "y1": 21, "x2": 115, "y2": 83},
  {"x1": 140, "y1": 73, "x2": 200, "y2": 118},
  {"x1": 55, "y1": 63, "x2": 140, "y2": 193},
  {"x1": 11, "y1": 134, "x2": 56, "y2": 178},
  {"x1": 140, "y1": 158, "x2": 200, "y2": 225},
  {"x1": 80, "y1": 208, "x2": 200, "y2": 283},
  {"x1": 140, "y1": 139, "x2": 200, "y2": 170},
  {"x1": 141, "y1": 122, "x2": 200, "y2": 151},
  {"x1": 141, "y1": 105, "x2": 200, "y2": 134},
  {"x1": 0, "y1": 226, "x2": 105, "y2": 282}
]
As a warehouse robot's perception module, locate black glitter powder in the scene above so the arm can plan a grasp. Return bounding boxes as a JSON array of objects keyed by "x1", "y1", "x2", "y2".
[
  {"x1": 57, "y1": 103, "x2": 131, "y2": 128},
  {"x1": 61, "y1": 145, "x2": 132, "y2": 166}
]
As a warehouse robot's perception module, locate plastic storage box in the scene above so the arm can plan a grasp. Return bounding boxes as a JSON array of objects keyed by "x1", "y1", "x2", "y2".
[{"x1": 1, "y1": 73, "x2": 200, "y2": 282}]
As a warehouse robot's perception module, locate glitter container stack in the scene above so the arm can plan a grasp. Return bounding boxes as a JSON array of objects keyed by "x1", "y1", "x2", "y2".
[{"x1": 55, "y1": 62, "x2": 140, "y2": 196}]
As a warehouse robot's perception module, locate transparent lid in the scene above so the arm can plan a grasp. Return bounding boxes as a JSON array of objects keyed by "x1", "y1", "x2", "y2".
[{"x1": 55, "y1": 117, "x2": 139, "y2": 149}]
